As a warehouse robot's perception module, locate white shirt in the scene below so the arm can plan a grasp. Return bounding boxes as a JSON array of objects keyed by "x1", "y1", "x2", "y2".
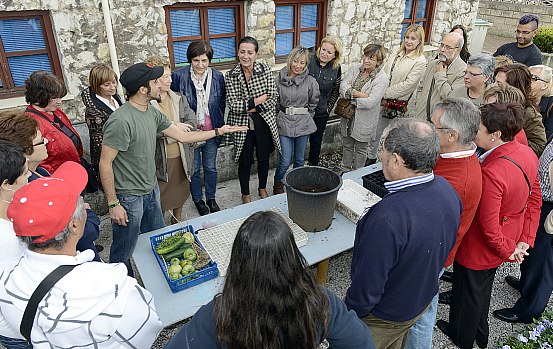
[
  {"x1": 0, "y1": 249, "x2": 162, "y2": 348},
  {"x1": 96, "y1": 94, "x2": 120, "y2": 112},
  {"x1": 0, "y1": 218, "x2": 26, "y2": 272}
]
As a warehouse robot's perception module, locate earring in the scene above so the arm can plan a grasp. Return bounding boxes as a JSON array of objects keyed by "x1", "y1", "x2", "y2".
[{"x1": 491, "y1": 138, "x2": 495, "y2": 142}]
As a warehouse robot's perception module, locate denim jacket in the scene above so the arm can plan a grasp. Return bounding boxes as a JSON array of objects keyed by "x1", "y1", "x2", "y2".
[{"x1": 171, "y1": 66, "x2": 226, "y2": 144}]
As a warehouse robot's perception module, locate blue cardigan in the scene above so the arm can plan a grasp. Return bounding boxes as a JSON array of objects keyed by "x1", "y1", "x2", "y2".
[
  {"x1": 164, "y1": 287, "x2": 376, "y2": 349},
  {"x1": 171, "y1": 66, "x2": 226, "y2": 144},
  {"x1": 345, "y1": 176, "x2": 462, "y2": 322}
]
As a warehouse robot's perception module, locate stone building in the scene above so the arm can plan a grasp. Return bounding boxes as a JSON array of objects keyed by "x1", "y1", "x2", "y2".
[{"x1": 0, "y1": 0, "x2": 480, "y2": 180}]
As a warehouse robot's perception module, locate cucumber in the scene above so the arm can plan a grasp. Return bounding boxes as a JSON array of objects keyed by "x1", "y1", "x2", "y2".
[
  {"x1": 156, "y1": 234, "x2": 187, "y2": 255},
  {"x1": 161, "y1": 244, "x2": 191, "y2": 260}
]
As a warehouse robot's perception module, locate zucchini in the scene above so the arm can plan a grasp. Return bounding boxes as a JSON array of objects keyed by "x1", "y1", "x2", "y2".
[
  {"x1": 161, "y1": 244, "x2": 191, "y2": 260},
  {"x1": 156, "y1": 234, "x2": 187, "y2": 255}
]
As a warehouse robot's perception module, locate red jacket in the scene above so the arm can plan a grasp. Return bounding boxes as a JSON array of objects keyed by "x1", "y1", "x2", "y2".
[
  {"x1": 455, "y1": 141, "x2": 542, "y2": 270},
  {"x1": 434, "y1": 154, "x2": 482, "y2": 267},
  {"x1": 25, "y1": 106, "x2": 82, "y2": 174}
]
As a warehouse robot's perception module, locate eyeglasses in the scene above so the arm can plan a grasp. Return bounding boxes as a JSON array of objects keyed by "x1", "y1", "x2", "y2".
[
  {"x1": 531, "y1": 74, "x2": 550, "y2": 83},
  {"x1": 435, "y1": 127, "x2": 452, "y2": 132},
  {"x1": 32, "y1": 137, "x2": 46, "y2": 147},
  {"x1": 516, "y1": 29, "x2": 535, "y2": 35},
  {"x1": 465, "y1": 71, "x2": 483, "y2": 77},
  {"x1": 160, "y1": 74, "x2": 172, "y2": 81},
  {"x1": 439, "y1": 43, "x2": 459, "y2": 50}
]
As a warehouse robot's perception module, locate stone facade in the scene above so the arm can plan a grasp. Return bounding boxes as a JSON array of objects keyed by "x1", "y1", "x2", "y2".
[
  {"x1": 478, "y1": 0, "x2": 553, "y2": 37},
  {"x1": 1, "y1": 0, "x2": 479, "y2": 181}
]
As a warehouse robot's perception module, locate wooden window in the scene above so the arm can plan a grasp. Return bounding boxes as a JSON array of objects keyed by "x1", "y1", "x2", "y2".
[
  {"x1": 0, "y1": 11, "x2": 63, "y2": 99},
  {"x1": 275, "y1": 0, "x2": 327, "y2": 59},
  {"x1": 165, "y1": 2, "x2": 245, "y2": 69},
  {"x1": 402, "y1": 0, "x2": 437, "y2": 43}
]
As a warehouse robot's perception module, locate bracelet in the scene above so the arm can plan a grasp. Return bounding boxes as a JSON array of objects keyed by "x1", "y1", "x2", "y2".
[
  {"x1": 108, "y1": 200, "x2": 120, "y2": 209},
  {"x1": 215, "y1": 128, "x2": 219, "y2": 137}
]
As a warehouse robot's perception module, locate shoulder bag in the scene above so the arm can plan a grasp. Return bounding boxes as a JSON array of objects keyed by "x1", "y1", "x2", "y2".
[
  {"x1": 380, "y1": 53, "x2": 408, "y2": 120},
  {"x1": 335, "y1": 97, "x2": 356, "y2": 119}
]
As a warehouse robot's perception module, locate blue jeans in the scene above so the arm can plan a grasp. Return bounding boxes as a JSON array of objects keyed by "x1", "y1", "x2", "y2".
[
  {"x1": 109, "y1": 184, "x2": 165, "y2": 275},
  {"x1": 191, "y1": 138, "x2": 218, "y2": 202},
  {"x1": 404, "y1": 268, "x2": 445, "y2": 349},
  {"x1": 275, "y1": 135, "x2": 309, "y2": 181},
  {"x1": 0, "y1": 335, "x2": 32, "y2": 349}
]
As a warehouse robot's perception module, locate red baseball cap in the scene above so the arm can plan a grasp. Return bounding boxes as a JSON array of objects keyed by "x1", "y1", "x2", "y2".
[{"x1": 7, "y1": 161, "x2": 88, "y2": 243}]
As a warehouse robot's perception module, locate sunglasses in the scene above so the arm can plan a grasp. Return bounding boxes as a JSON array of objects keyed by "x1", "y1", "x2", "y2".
[{"x1": 531, "y1": 74, "x2": 549, "y2": 83}]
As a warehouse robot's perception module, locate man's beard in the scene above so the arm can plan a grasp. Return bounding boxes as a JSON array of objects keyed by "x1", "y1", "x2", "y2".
[{"x1": 146, "y1": 87, "x2": 161, "y2": 103}]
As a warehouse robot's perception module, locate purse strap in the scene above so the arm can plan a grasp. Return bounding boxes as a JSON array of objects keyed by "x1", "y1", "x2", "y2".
[
  {"x1": 25, "y1": 108, "x2": 82, "y2": 151},
  {"x1": 499, "y1": 156, "x2": 531, "y2": 194},
  {"x1": 20, "y1": 264, "x2": 77, "y2": 343},
  {"x1": 388, "y1": 53, "x2": 400, "y2": 84}
]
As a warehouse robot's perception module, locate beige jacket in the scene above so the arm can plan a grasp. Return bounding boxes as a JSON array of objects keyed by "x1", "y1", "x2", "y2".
[
  {"x1": 407, "y1": 56, "x2": 467, "y2": 120},
  {"x1": 382, "y1": 49, "x2": 427, "y2": 100}
]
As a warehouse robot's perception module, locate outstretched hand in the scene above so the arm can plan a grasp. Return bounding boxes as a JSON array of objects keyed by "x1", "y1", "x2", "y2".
[{"x1": 219, "y1": 125, "x2": 248, "y2": 134}]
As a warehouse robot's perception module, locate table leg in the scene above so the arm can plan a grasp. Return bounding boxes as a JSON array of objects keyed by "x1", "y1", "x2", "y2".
[{"x1": 316, "y1": 259, "x2": 330, "y2": 284}]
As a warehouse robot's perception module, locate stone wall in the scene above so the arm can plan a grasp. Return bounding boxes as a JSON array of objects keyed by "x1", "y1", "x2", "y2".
[
  {"x1": 478, "y1": 0, "x2": 553, "y2": 37},
  {"x1": 430, "y1": 0, "x2": 480, "y2": 46}
]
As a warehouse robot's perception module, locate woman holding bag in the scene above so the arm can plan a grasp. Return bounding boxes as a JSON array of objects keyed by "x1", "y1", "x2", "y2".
[
  {"x1": 366, "y1": 24, "x2": 427, "y2": 164},
  {"x1": 339, "y1": 43, "x2": 388, "y2": 171}
]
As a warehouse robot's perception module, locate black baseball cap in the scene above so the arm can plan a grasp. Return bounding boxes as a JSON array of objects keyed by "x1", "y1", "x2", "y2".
[{"x1": 120, "y1": 63, "x2": 164, "y2": 94}]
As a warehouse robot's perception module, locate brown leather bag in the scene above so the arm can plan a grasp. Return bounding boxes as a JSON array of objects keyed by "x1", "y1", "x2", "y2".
[{"x1": 334, "y1": 98, "x2": 356, "y2": 119}]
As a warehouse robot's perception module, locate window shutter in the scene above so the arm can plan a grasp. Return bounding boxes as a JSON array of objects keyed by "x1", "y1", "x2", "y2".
[
  {"x1": 170, "y1": 9, "x2": 201, "y2": 37},
  {"x1": 0, "y1": 18, "x2": 46, "y2": 52},
  {"x1": 208, "y1": 8, "x2": 236, "y2": 61},
  {"x1": 8, "y1": 55, "x2": 51, "y2": 86},
  {"x1": 300, "y1": 4, "x2": 318, "y2": 28}
]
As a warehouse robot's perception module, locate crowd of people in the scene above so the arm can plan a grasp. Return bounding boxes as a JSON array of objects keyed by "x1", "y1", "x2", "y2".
[{"x1": 0, "y1": 10, "x2": 552, "y2": 349}]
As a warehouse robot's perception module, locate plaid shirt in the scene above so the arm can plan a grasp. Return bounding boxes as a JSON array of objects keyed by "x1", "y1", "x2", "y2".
[{"x1": 225, "y1": 61, "x2": 281, "y2": 161}]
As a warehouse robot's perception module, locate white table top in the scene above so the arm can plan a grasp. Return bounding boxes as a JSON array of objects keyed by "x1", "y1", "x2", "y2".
[{"x1": 132, "y1": 164, "x2": 381, "y2": 327}]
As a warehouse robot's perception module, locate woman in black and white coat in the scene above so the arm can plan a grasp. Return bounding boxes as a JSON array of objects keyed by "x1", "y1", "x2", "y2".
[{"x1": 225, "y1": 36, "x2": 280, "y2": 204}]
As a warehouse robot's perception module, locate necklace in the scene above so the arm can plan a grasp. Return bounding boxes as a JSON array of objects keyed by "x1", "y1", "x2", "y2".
[{"x1": 129, "y1": 99, "x2": 149, "y2": 108}]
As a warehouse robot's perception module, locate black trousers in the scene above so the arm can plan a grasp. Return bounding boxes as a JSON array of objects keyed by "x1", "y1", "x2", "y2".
[
  {"x1": 308, "y1": 114, "x2": 329, "y2": 166},
  {"x1": 238, "y1": 113, "x2": 274, "y2": 195},
  {"x1": 447, "y1": 262, "x2": 497, "y2": 349},
  {"x1": 513, "y1": 201, "x2": 553, "y2": 321}
]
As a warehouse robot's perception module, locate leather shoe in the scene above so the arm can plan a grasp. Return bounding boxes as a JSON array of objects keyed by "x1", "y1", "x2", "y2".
[
  {"x1": 440, "y1": 270, "x2": 453, "y2": 283},
  {"x1": 436, "y1": 320, "x2": 451, "y2": 338},
  {"x1": 493, "y1": 308, "x2": 531, "y2": 324},
  {"x1": 194, "y1": 200, "x2": 210, "y2": 216},
  {"x1": 438, "y1": 290, "x2": 452, "y2": 305},
  {"x1": 505, "y1": 275, "x2": 521, "y2": 291},
  {"x1": 206, "y1": 199, "x2": 220, "y2": 213}
]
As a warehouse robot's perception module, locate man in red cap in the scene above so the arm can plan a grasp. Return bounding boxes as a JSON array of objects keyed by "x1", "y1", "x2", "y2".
[
  {"x1": 0, "y1": 161, "x2": 162, "y2": 348},
  {"x1": 100, "y1": 62, "x2": 246, "y2": 275}
]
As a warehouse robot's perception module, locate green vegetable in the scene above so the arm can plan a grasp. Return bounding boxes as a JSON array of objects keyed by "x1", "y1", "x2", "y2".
[
  {"x1": 183, "y1": 231, "x2": 195, "y2": 244},
  {"x1": 170, "y1": 257, "x2": 180, "y2": 266},
  {"x1": 168, "y1": 272, "x2": 182, "y2": 280},
  {"x1": 182, "y1": 264, "x2": 195, "y2": 275},
  {"x1": 156, "y1": 234, "x2": 186, "y2": 255},
  {"x1": 161, "y1": 244, "x2": 191, "y2": 260},
  {"x1": 183, "y1": 247, "x2": 197, "y2": 261},
  {"x1": 168, "y1": 264, "x2": 182, "y2": 275},
  {"x1": 179, "y1": 259, "x2": 192, "y2": 269}
]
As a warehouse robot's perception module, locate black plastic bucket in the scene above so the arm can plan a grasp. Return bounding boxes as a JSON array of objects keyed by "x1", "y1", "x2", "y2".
[{"x1": 283, "y1": 166, "x2": 343, "y2": 232}]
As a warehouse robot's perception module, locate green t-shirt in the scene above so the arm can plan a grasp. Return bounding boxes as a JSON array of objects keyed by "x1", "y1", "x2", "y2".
[{"x1": 102, "y1": 103, "x2": 172, "y2": 196}]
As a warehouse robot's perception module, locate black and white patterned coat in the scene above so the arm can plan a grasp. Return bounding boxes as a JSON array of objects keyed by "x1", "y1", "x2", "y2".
[{"x1": 225, "y1": 61, "x2": 281, "y2": 161}]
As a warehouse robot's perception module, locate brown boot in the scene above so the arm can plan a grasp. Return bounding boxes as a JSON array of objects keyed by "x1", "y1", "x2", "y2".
[
  {"x1": 258, "y1": 188, "x2": 269, "y2": 199},
  {"x1": 273, "y1": 180, "x2": 285, "y2": 195}
]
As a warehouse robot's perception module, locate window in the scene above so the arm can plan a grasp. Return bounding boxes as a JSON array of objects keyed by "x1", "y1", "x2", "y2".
[
  {"x1": 275, "y1": 0, "x2": 327, "y2": 58},
  {"x1": 165, "y1": 2, "x2": 245, "y2": 69},
  {"x1": 0, "y1": 11, "x2": 62, "y2": 98},
  {"x1": 402, "y1": 0, "x2": 436, "y2": 42}
]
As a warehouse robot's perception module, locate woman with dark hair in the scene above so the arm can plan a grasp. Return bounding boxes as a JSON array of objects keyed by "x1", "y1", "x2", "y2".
[
  {"x1": 450, "y1": 25, "x2": 470, "y2": 63},
  {"x1": 307, "y1": 36, "x2": 343, "y2": 166},
  {"x1": 438, "y1": 102, "x2": 542, "y2": 349},
  {"x1": 24, "y1": 71, "x2": 83, "y2": 174},
  {"x1": 164, "y1": 211, "x2": 376, "y2": 349},
  {"x1": 225, "y1": 37, "x2": 280, "y2": 203},
  {"x1": 171, "y1": 40, "x2": 226, "y2": 215},
  {"x1": 81, "y1": 64, "x2": 123, "y2": 183},
  {"x1": 494, "y1": 63, "x2": 546, "y2": 156},
  {"x1": 339, "y1": 43, "x2": 388, "y2": 170}
]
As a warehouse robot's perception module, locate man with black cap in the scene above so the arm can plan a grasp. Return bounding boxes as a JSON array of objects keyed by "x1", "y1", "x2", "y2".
[
  {"x1": 0, "y1": 161, "x2": 163, "y2": 348},
  {"x1": 100, "y1": 62, "x2": 246, "y2": 275}
]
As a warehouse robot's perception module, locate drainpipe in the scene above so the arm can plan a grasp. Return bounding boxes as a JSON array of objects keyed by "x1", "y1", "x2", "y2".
[{"x1": 101, "y1": 0, "x2": 124, "y2": 97}]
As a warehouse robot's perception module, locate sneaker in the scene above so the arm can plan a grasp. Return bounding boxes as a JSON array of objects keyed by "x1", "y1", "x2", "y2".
[
  {"x1": 206, "y1": 199, "x2": 220, "y2": 213},
  {"x1": 194, "y1": 200, "x2": 210, "y2": 216}
]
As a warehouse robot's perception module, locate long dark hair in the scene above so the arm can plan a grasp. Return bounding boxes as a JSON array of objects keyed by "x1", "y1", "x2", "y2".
[
  {"x1": 450, "y1": 25, "x2": 470, "y2": 63},
  {"x1": 214, "y1": 211, "x2": 329, "y2": 349}
]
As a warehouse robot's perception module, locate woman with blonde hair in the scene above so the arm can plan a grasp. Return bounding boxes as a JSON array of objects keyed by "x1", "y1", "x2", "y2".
[
  {"x1": 307, "y1": 36, "x2": 343, "y2": 166},
  {"x1": 340, "y1": 43, "x2": 388, "y2": 170},
  {"x1": 366, "y1": 25, "x2": 427, "y2": 164},
  {"x1": 82, "y1": 64, "x2": 123, "y2": 184},
  {"x1": 529, "y1": 65, "x2": 553, "y2": 139},
  {"x1": 273, "y1": 47, "x2": 320, "y2": 194},
  {"x1": 145, "y1": 56, "x2": 195, "y2": 224}
]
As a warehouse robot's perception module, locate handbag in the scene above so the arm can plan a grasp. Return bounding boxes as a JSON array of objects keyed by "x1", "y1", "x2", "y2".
[
  {"x1": 334, "y1": 98, "x2": 356, "y2": 119},
  {"x1": 380, "y1": 98, "x2": 408, "y2": 119}
]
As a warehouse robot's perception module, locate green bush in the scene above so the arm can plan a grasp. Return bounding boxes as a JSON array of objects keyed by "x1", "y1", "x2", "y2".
[
  {"x1": 534, "y1": 27, "x2": 553, "y2": 54},
  {"x1": 500, "y1": 309, "x2": 553, "y2": 348}
]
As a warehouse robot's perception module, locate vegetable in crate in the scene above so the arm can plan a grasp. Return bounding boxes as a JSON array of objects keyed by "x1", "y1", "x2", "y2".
[
  {"x1": 182, "y1": 264, "x2": 195, "y2": 276},
  {"x1": 162, "y1": 244, "x2": 191, "y2": 260},
  {"x1": 183, "y1": 247, "x2": 197, "y2": 261},
  {"x1": 183, "y1": 231, "x2": 195, "y2": 244},
  {"x1": 156, "y1": 233, "x2": 186, "y2": 255},
  {"x1": 170, "y1": 258, "x2": 180, "y2": 266},
  {"x1": 168, "y1": 264, "x2": 182, "y2": 275},
  {"x1": 169, "y1": 272, "x2": 182, "y2": 280}
]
